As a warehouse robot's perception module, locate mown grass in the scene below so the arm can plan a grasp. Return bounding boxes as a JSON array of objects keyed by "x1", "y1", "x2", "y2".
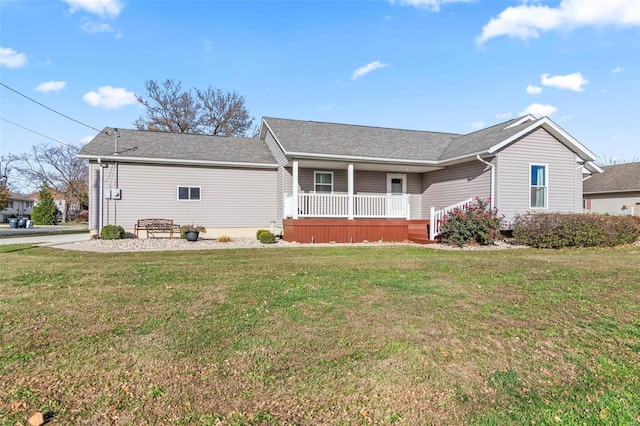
[{"x1": 1, "y1": 244, "x2": 639, "y2": 425}]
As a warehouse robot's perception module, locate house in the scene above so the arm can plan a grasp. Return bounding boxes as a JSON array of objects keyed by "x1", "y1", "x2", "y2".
[
  {"x1": 1, "y1": 191, "x2": 34, "y2": 222},
  {"x1": 583, "y1": 162, "x2": 640, "y2": 216},
  {"x1": 78, "y1": 115, "x2": 601, "y2": 242}
]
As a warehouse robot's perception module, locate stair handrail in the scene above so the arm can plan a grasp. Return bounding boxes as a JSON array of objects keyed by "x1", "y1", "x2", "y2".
[{"x1": 429, "y1": 197, "x2": 474, "y2": 239}]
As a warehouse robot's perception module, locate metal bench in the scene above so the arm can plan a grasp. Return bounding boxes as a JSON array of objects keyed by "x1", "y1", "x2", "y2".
[{"x1": 134, "y1": 218, "x2": 178, "y2": 239}]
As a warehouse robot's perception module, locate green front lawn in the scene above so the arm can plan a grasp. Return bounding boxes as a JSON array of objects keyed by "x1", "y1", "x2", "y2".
[{"x1": 1, "y1": 244, "x2": 638, "y2": 425}]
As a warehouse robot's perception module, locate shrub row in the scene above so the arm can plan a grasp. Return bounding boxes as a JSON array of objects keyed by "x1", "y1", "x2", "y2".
[{"x1": 513, "y1": 213, "x2": 640, "y2": 248}]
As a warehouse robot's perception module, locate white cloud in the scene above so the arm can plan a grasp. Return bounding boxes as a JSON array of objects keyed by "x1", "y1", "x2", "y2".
[
  {"x1": 35, "y1": 81, "x2": 67, "y2": 93},
  {"x1": 391, "y1": 0, "x2": 470, "y2": 12},
  {"x1": 352, "y1": 61, "x2": 389, "y2": 81},
  {"x1": 0, "y1": 47, "x2": 28, "y2": 68},
  {"x1": 81, "y1": 20, "x2": 113, "y2": 34},
  {"x1": 80, "y1": 136, "x2": 94, "y2": 144},
  {"x1": 471, "y1": 121, "x2": 485, "y2": 129},
  {"x1": 541, "y1": 72, "x2": 588, "y2": 92},
  {"x1": 526, "y1": 85, "x2": 543, "y2": 94},
  {"x1": 64, "y1": 0, "x2": 124, "y2": 18},
  {"x1": 520, "y1": 103, "x2": 558, "y2": 117},
  {"x1": 496, "y1": 112, "x2": 513, "y2": 119},
  {"x1": 612, "y1": 66, "x2": 626, "y2": 74},
  {"x1": 477, "y1": 0, "x2": 640, "y2": 44},
  {"x1": 83, "y1": 86, "x2": 136, "y2": 109}
]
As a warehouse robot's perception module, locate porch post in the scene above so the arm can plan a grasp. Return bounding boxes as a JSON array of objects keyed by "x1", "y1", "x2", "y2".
[
  {"x1": 292, "y1": 160, "x2": 299, "y2": 219},
  {"x1": 347, "y1": 163, "x2": 354, "y2": 220}
]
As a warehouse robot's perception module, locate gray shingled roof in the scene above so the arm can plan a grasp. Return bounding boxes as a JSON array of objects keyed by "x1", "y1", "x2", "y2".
[
  {"x1": 263, "y1": 117, "x2": 459, "y2": 162},
  {"x1": 437, "y1": 118, "x2": 535, "y2": 160},
  {"x1": 263, "y1": 116, "x2": 539, "y2": 162},
  {"x1": 79, "y1": 128, "x2": 278, "y2": 166},
  {"x1": 583, "y1": 162, "x2": 640, "y2": 193}
]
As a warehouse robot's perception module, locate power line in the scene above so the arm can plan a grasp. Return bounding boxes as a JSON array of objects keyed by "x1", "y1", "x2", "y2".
[
  {"x1": 0, "y1": 81, "x2": 102, "y2": 132},
  {"x1": 1, "y1": 116, "x2": 71, "y2": 146}
]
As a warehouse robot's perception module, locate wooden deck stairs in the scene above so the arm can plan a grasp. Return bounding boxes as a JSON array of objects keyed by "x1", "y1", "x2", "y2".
[{"x1": 407, "y1": 221, "x2": 438, "y2": 245}]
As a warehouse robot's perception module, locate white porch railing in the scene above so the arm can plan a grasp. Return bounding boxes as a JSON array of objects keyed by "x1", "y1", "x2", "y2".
[
  {"x1": 429, "y1": 198, "x2": 474, "y2": 239},
  {"x1": 285, "y1": 193, "x2": 410, "y2": 219}
]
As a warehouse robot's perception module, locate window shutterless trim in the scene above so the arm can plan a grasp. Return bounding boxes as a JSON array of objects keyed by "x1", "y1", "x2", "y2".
[
  {"x1": 177, "y1": 186, "x2": 201, "y2": 201},
  {"x1": 529, "y1": 163, "x2": 548, "y2": 209},
  {"x1": 314, "y1": 171, "x2": 334, "y2": 193}
]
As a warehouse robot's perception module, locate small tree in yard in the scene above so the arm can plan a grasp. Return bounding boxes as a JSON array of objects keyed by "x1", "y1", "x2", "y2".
[
  {"x1": 31, "y1": 186, "x2": 58, "y2": 225},
  {"x1": 0, "y1": 185, "x2": 8, "y2": 212},
  {"x1": 440, "y1": 197, "x2": 503, "y2": 247}
]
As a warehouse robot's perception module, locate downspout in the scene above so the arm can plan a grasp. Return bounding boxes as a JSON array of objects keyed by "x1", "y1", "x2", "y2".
[
  {"x1": 476, "y1": 155, "x2": 495, "y2": 210},
  {"x1": 97, "y1": 157, "x2": 104, "y2": 237}
]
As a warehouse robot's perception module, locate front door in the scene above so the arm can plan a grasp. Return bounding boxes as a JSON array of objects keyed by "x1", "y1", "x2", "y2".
[{"x1": 386, "y1": 174, "x2": 407, "y2": 218}]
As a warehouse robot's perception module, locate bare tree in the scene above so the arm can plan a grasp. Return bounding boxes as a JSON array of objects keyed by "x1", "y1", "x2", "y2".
[
  {"x1": 196, "y1": 87, "x2": 254, "y2": 136},
  {"x1": 134, "y1": 79, "x2": 255, "y2": 137},
  {"x1": 595, "y1": 155, "x2": 640, "y2": 167},
  {"x1": 8, "y1": 143, "x2": 88, "y2": 222},
  {"x1": 134, "y1": 79, "x2": 200, "y2": 133}
]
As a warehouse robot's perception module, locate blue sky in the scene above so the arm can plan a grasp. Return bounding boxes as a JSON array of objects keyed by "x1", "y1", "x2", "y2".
[{"x1": 1, "y1": 0, "x2": 639, "y2": 162}]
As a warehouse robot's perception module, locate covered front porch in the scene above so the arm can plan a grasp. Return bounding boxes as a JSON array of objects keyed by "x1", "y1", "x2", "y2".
[{"x1": 281, "y1": 160, "x2": 445, "y2": 243}]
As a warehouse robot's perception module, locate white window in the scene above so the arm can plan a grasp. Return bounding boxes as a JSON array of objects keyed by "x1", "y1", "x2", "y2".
[
  {"x1": 530, "y1": 164, "x2": 547, "y2": 208},
  {"x1": 314, "y1": 172, "x2": 333, "y2": 193},
  {"x1": 178, "y1": 186, "x2": 201, "y2": 201}
]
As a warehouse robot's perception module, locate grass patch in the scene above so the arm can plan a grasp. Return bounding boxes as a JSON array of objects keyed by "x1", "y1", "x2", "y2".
[{"x1": 0, "y1": 245, "x2": 639, "y2": 424}]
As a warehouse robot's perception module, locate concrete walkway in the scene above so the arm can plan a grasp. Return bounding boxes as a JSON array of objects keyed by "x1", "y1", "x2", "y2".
[{"x1": 0, "y1": 225, "x2": 92, "y2": 249}]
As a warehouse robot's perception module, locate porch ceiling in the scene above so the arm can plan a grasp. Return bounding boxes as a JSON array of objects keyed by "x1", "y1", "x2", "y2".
[{"x1": 291, "y1": 159, "x2": 444, "y2": 173}]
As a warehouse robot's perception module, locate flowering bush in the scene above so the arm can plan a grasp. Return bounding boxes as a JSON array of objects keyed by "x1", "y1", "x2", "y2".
[{"x1": 439, "y1": 198, "x2": 502, "y2": 247}]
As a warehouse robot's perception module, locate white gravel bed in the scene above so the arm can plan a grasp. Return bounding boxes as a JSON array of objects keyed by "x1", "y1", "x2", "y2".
[{"x1": 74, "y1": 237, "x2": 527, "y2": 252}]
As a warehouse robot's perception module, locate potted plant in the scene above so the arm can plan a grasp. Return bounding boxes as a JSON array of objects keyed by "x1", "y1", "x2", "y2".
[{"x1": 180, "y1": 224, "x2": 206, "y2": 242}]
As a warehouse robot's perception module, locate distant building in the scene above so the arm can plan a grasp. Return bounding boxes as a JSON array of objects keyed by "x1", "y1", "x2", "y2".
[
  {"x1": 1, "y1": 192, "x2": 34, "y2": 222},
  {"x1": 583, "y1": 162, "x2": 640, "y2": 216}
]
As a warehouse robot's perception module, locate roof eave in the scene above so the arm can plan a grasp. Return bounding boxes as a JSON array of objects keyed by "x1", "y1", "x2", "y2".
[
  {"x1": 77, "y1": 154, "x2": 279, "y2": 169},
  {"x1": 285, "y1": 151, "x2": 440, "y2": 166}
]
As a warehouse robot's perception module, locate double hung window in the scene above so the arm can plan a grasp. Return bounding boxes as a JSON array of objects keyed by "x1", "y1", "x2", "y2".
[
  {"x1": 530, "y1": 165, "x2": 547, "y2": 208},
  {"x1": 314, "y1": 172, "x2": 333, "y2": 193}
]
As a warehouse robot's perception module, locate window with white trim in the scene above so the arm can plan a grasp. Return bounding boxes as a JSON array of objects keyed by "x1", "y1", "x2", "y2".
[
  {"x1": 314, "y1": 172, "x2": 333, "y2": 193},
  {"x1": 178, "y1": 186, "x2": 201, "y2": 201},
  {"x1": 530, "y1": 164, "x2": 547, "y2": 208}
]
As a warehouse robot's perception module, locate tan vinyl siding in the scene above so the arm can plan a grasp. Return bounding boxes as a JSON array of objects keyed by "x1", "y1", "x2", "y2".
[
  {"x1": 264, "y1": 131, "x2": 289, "y2": 166},
  {"x1": 496, "y1": 128, "x2": 580, "y2": 222},
  {"x1": 89, "y1": 163, "x2": 101, "y2": 230},
  {"x1": 98, "y1": 162, "x2": 277, "y2": 230},
  {"x1": 575, "y1": 159, "x2": 584, "y2": 212},
  {"x1": 422, "y1": 161, "x2": 491, "y2": 212},
  {"x1": 584, "y1": 192, "x2": 640, "y2": 215}
]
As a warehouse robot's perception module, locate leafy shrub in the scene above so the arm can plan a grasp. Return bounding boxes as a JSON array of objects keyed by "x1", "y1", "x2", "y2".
[
  {"x1": 513, "y1": 213, "x2": 640, "y2": 248},
  {"x1": 258, "y1": 231, "x2": 276, "y2": 244},
  {"x1": 256, "y1": 229, "x2": 270, "y2": 240},
  {"x1": 101, "y1": 225, "x2": 125, "y2": 240},
  {"x1": 179, "y1": 224, "x2": 206, "y2": 239},
  {"x1": 439, "y1": 198, "x2": 502, "y2": 247},
  {"x1": 217, "y1": 235, "x2": 233, "y2": 243}
]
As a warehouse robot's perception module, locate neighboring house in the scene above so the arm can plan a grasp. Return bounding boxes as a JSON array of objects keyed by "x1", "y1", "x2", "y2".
[
  {"x1": 1, "y1": 192, "x2": 34, "y2": 222},
  {"x1": 78, "y1": 115, "x2": 601, "y2": 242},
  {"x1": 583, "y1": 162, "x2": 640, "y2": 216}
]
